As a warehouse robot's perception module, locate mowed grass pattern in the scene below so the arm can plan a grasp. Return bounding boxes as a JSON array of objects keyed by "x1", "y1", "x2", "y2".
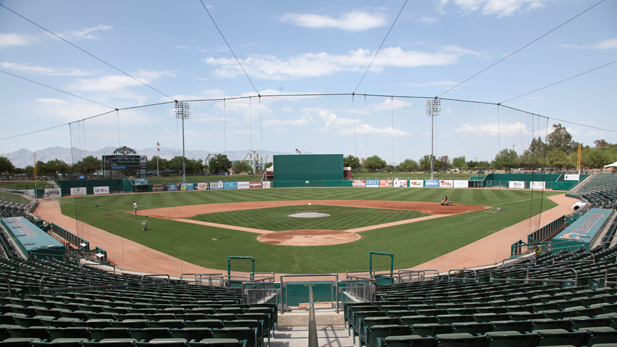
[
  {"x1": 189, "y1": 204, "x2": 428, "y2": 231},
  {"x1": 60, "y1": 187, "x2": 562, "y2": 273}
]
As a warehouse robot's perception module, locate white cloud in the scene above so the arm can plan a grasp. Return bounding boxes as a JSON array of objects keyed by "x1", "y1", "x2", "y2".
[
  {"x1": 281, "y1": 11, "x2": 387, "y2": 31},
  {"x1": 420, "y1": 15, "x2": 437, "y2": 23},
  {"x1": 0, "y1": 62, "x2": 92, "y2": 76},
  {"x1": 0, "y1": 33, "x2": 38, "y2": 48},
  {"x1": 57, "y1": 25, "x2": 112, "y2": 40},
  {"x1": 454, "y1": 121, "x2": 530, "y2": 137},
  {"x1": 35, "y1": 98, "x2": 67, "y2": 105},
  {"x1": 440, "y1": 0, "x2": 548, "y2": 17},
  {"x1": 204, "y1": 46, "x2": 478, "y2": 80},
  {"x1": 560, "y1": 38, "x2": 617, "y2": 50},
  {"x1": 370, "y1": 99, "x2": 412, "y2": 110},
  {"x1": 67, "y1": 70, "x2": 175, "y2": 92},
  {"x1": 317, "y1": 109, "x2": 408, "y2": 137}
]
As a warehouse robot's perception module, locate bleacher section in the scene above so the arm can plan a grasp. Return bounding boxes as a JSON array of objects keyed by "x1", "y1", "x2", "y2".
[
  {"x1": 570, "y1": 173, "x2": 617, "y2": 211},
  {"x1": 344, "y1": 245, "x2": 617, "y2": 347},
  {"x1": 0, "y1": 257, "x2": 277, "y2": 347},
  {"x1": 0, "y1": 200, "x2": 37, "y2": 222}
]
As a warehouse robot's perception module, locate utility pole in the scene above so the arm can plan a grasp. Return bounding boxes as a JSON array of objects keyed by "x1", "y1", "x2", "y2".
[
  {"x1": 175, "y1": 101, "x2": 190, "y2": 182},
  {"x1": 426, "y1": 98, "x2": 441, "y2": 180}
]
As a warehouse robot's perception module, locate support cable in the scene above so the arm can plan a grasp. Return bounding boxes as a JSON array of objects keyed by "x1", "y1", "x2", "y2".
[
  {"x1": 353, "y1": 0, "x2": 408, "y2": 93},
  {"x1": 0, "y1": 4, "x2": 175, "y2": 101},
  {"x1": 199, "y1": 0, "x2": 259, "y2": 95},
  {"x1": 438, "y1": 0, "x2": 606, "y2": 98}
]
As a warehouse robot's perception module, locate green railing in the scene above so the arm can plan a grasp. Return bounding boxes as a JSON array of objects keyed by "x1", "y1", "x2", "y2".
[{"x1": 511, "y1": 215, "x2": 568, "y2": 257}]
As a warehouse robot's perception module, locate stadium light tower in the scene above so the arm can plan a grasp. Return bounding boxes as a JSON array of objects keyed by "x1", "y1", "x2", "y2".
[
  {"x1": 426, "y1": 98, "x2": 441, "y2": 180},
  {"x1": 175, "y1": 101, "x2": 190, "y2": 182}
]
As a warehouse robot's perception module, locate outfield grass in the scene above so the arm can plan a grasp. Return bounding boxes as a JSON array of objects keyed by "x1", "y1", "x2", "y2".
[
  {"x1": 0, "y1": 192, "x2": 31, "y2": 204},
  {"x1": 189, "y1": 204, "x2": 428, "y2": 231},
  {"x1": 59, "y1": 187, "x2": 562, "y2": 273},
  {"x1": 0, "y1": 181, "x2": 54, "y2": 189}
]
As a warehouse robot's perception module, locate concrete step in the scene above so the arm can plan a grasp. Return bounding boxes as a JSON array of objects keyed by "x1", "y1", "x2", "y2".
[{"x1": 271, "y1": 325, "x2": 352, "y2": 347}]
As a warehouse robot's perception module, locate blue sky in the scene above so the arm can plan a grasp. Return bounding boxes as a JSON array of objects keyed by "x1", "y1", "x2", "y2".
[{"x1": 0, "y1": 0, "x2": 615, "y2": 164}]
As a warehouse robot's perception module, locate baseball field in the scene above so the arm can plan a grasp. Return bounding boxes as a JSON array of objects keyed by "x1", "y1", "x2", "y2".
[{"x1": 58, "y1": 187, "x2": 562, "y2": 273}]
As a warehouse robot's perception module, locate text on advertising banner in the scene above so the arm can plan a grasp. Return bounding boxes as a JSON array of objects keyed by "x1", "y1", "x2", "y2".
[
  {"x1": 453, "y1": 180, "x2": 468, "y2": 188},
  {"x1": 425, "y1": 180, "x2": 439, "y2": 188},
  {"x1": 352, "y1": 180, "x2": 366, "y2": 187},
  {"x1": 262, "y1": 181, "x2": 271, "y2": 188},
  {"x1": 93, "y1": 186, "x2": 110, "y2": 195},
  {"x1": 237, "y1": 182, "x2": 250, "y2": 189},
  {"x1": 379, "y1": 180, "x2": 393, "y2": 187},
  {"x1": 366, "y1": 180, "x2": 380, "y2": 187},
  {"x1": 224, "y1": 182, "x2": 238, "y2": 189},
  {"x1": 249, "y1": 182, "x2": 263, "y2": 189},
  {"x1": 196, "y1": 183, "x2": 208, "y2": 190},
  {"x1": 409, "y1": 180, "x2": 423, "y2": 187},
  {"x1": 439, "y1": 180, "x2": 454, "y2": 188},
  {"x1": 180, "y1": 183, "x2": 195, "y2": 191},
  {"x1": 509, "y1": 181, "x2": 525, "y2": 189}
]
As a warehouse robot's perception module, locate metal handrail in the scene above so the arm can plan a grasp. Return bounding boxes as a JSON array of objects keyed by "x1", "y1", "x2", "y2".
[
  {"x1": 448, "y1": 268, "x2": 477, "y2": 282},
  {"x1": 308, "y1": 286, "x2": 318, "y2": 347},
  {"x1": 396, "y1": 269, "x2": 439, "y2": 283},
  {"x1": 605, "y1": 268, "x2": 617, "y2": 287},
  {"x1": 491, "y1": 267, "x2": 579, "y2": 286},
  {"x1": 181, "y1": 273, "x2": 224, "y2": 286},
  {"x1": 0, "y1": 277, "x2": 12, "y2": 297},
  {"x1": 346, "y1": 270, "x2": 375, "y2": 281},
  {"x1": 338, "y1": 279, "x2": 376, "y2": 303},
  {"x1": 280, "y1": 273, "x2": 340, "y2": 313}
]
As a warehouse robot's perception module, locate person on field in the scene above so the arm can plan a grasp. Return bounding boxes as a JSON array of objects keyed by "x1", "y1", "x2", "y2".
[
  {"x1": 444, "y1": 195, "x2": 448, "y2": 202},
  {"x1": 133, "y1": 201, "x2": 137, "y2": 214}
]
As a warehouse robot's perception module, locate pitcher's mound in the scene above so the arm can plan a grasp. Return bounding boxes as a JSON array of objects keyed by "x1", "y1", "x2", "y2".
[
  {"x1": 257, "y1": 230, "x2": 360, "y2": 246},
  {"x1": 288, "y1": 212, "x2": 330, "y2": 218}
]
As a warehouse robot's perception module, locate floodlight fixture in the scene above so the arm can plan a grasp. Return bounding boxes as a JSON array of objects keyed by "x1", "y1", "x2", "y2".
[
  {"x1": 426, "y1": 98, "x2": 441, "y2": 180},
  {"x1": 175, "y1": 101, "x2": 191, "y2": 182}
]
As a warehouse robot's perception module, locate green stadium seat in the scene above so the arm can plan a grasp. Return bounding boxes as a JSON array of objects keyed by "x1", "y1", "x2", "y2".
[
  {"x1": 491, "y1": 320, "x2": 532, "y2": 333},
  {"x1": 531, "y1": 318, "x2": 572, "y2": 331},
  {"x1": 436, "y1": 314, "x2": 475, "y2": 324},
  {"x1": 582, "y1": 327, "x2": 617, "y2": 346},
  {"x1": 485, "y1": 331, "x2": 538, "y2": 347},
  {"x1": 188, "y1": 338, "x2": 240, "y2": 347},
  {"x1": 131, "y1": 328, "x2": 172, "y2": 342},
  {"x1": 211, "y1": 327, "x2": 254, "y2": 347},
  {"x1": 398, "y1": 315, "x2": 437, "y2": 326},
  {"x1": 410, "y1": 323, "x2": 452, "y2": 337},
  {"x1": 359, "y1": 317, "x2": 399, "y2": 346},
  {"x1": 451, "y1": 322, "x2": 493, "y2": 335},
  {"x1": 381, "y1": 335, "x2": 433, "y2": 347},
  {"x1": 170, "y1": 328, "x2": 213, "y2": 342},
  {"x1": 534, "y1": 328, "x2": 587, "y2": 346},
  {"x1": 434, "y1": 332, "x2": 486, "y2": 347},
  {"x1": 136, "y1": 338, "x2": 188, "y2": 346},
  {"x1": 185, "y1": 320, "x2": 223, "y2": 329},
  {"x1": 364, "y1": 324, "x2": 411, "y2": 347}
]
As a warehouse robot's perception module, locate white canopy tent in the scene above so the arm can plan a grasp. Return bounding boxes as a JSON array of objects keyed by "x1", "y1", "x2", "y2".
[{"x1": 605, "y1": 161, "x2": 617, "y2": 168}]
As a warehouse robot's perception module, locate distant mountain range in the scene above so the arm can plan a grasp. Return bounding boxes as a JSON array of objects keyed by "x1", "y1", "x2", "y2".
[{"x1": 1, "y1": 147, "x2": 289, "y2": 168}]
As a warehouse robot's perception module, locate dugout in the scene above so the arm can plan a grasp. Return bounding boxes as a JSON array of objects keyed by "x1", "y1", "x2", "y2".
[
  {"x1": 551, "y1": 208, "x2": 614, "y2": 253},
  {"x1": 273, "y1": 154, "x2": 347, "y2": 188},
  {"x1": 1, "y1": 217, "x2": 65, "y2": 260}
]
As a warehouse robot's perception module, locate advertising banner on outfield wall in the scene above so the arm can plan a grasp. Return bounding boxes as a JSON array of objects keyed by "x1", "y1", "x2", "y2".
[
  {"x1": 379, "y1": 180, "x2": 392, "y2": 187},
  {"x1": 93, "y1": 186, "x2": 110, "y2": 195},
  {"x1": 165, "y1": 184, "x2": 179, "y2": 191},
  {"x1": 453, "y1": 180, "x2": 468, "y2": 188},
  {"x1": 394, "y1": 180, "x2": 408, "y2": 187},
  {"x1": 224, "y1": 182, "x2": 238, "y2": 189},
  {"x1": 509, "y1": 181, "x2": 525, "y2": 189},
  {"x1": 44, "y1": 188, "x2": 62, "y2": 197},
  {"x1": 262, "y1": 181, "x2": 271, "y2": 188},
  {"x1": 70, "y1": 187, "x2": 87, "y2": 196},
  {"x1": 352, "y1": 180, "x2": 366, "y2": 187},
  {"x1": 180, "y1": 183, "x2": 195, "y2": 191},
  {"x1": 439, "y1": 180, "x2": 453, "y2": 188},
  {"x1": 531, "y1": 181, "x2": 546, "y2": 190},
  {"x1": 152, "y1": 184, "x2": 165, "y2": 191},
  {"x1": 409, "y1": 180, "x2": 424, "y2": 187},
  {"x1": 565, "y1": 174, "x2": 580, "y2": 181},
  {"x1": 237, "y1": 182, "x2": 250, "y2": 189},
  {"x1": 210, "y1": 181, "x2": 223, "y2": 190},
  {"x1": 134, "y1": 178, "x2": 149, "y2": 186},
  {"x1": 196, "y1": 183, "x2": 208, "y2": 190},
  {"x1": 366, "y1": 180, "x2": 380, "y2": 187},
  {"x1": 249, "y1": 182, "x2": 262, "y2": 189},
  {"x1": 425, "y1": 180, "x2": 439, "y2": 188}
]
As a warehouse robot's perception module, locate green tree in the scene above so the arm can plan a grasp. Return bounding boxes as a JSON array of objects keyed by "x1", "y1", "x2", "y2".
[
  {"x1": 466, "y1": 160, "x2": 478, "y2": 169},
  {"x1": 73, "y1": 156, "x2": 102, "y2": 177},
  {"x1": 169, "y1": 156, "x2": 184, "y2": 173},
  {"x1": 363, "y1": 155, "x2": 386, "y2": 172},
  {"x1": 587, "y1": 148, "x2": 609, "y2": 168},
  {"x1": 438, "y1": 155, "x2": 451, "y2": 171},
  {"x1": 492, "y1": 149, "x2": 518, "y2": 172},
  {"x1": 546, "y1": 123, "x2": 575, "y2": 154},
  {"x1": 208, "y1": 154, "x2": 232, "y2": 174},
  {"x1": 232, "y1": 160, "x2": 253, "y2": 174},
  {"x1": 343, "y1": 155, "x2": 361, "y2": 170},
  {"x1": 0, "y1": 157, "x2": 15, "y2": 176},
  {"x1": 419, "y1": 155, "x2": 431, "y2": 171},
  {"x1": 547, "y1": 149, "x2": 569, "y2": 170},
  {"x1": 452, "y1": 156, "x2": 466, "y2": 169},
  {"x1": 264, "y1": 162, "x2": 273, "y2": 169},
  {"x1": 399, "y1": 159, "x2": 419, "y2": 172}
]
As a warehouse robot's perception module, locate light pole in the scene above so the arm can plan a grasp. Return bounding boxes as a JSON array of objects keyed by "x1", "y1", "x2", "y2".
[
  {"x1": 426, "y1": 98, "x2": 441, "y2": 180},
  {"x1": 175, "y1": 101, "x2": 190, "y2": 182}
]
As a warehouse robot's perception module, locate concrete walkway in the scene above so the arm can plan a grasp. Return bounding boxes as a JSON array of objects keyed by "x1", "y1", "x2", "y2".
[{"x1": 272, "y1": 325, "x2": 352, "y2": 347}]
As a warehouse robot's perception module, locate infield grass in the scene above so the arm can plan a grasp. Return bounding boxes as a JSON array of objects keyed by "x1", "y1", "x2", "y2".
[
  {"x1": 59, "y1": 187, "x2": 562, "y2": 273},
  {"x1": 189, "y1": 204, "x2": 428, "y2": 231}
]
